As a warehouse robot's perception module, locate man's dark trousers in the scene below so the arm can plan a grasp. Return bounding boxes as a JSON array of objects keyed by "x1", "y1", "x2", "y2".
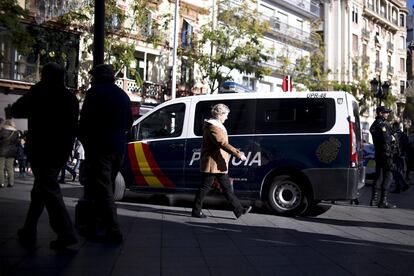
[
  {"x1": 23, "y1": 160, "x2": 76, "y2": 239},
  {"x1": 373, "y1": 163, "x2": 393, "y2": 195},
  {"x1": 84, "y1": 153, "x2": 123, "y2": 233}
]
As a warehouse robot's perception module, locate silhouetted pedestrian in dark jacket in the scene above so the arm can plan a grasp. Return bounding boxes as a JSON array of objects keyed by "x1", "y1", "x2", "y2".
[
  {"x1": 78, "y1": 64, "x2": 132, "y2": 243},
  {"x1": 390, "y1": 122, "x2": 409, "y2": 193},
  {"x1": 11, "y1": 62, "x2": 79, "y2": 249}
]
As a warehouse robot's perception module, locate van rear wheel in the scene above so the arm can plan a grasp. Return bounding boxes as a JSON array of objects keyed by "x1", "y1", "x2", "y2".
[
  {"x1": 114, "y1": 173, "x2": 125, "y2": 201},
  {"x1": 267, "y1": 175, "x2": 309, "y2": 216}
]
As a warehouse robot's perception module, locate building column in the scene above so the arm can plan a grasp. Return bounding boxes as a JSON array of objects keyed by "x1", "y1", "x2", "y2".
[{"x1": 144, "y1": 52, "x2": 147, "y2": 82}]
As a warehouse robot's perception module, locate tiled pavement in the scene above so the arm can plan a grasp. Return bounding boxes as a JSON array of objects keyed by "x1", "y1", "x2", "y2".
[{"x1": 1, "y1": 174, "x2": 414, "y2": 276}]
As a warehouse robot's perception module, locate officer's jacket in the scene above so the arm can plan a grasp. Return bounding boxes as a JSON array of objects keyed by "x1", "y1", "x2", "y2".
[{"x1": 369, "y1": 116, "x2": 394, "y2": 164}]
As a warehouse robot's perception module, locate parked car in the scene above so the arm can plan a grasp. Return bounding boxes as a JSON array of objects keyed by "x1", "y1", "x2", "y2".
[
  {"x1": 362, "y1": 143, "x2": 374, "y2": 165},
  {"x1": 363, "y1": 142, "x2": 375, "y2": 180}
]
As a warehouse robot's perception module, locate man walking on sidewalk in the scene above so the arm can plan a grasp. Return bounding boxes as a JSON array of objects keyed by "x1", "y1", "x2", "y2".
[
  {"x1": 78, "y1": 64, "x2": 132, "y2": 243},
  {"x1": 11, "y1": 62, "x2": 79, "y2": 249}
]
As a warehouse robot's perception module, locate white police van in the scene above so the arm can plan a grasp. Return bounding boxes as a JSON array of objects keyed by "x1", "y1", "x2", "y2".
[{"x1": 116, "y1": 91, "x2": 365, "y2": 216}]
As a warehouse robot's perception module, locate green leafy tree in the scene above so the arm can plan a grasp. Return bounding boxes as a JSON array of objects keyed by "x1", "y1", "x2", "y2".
[
  {"x1": 184, "y1": 0, "x2": 271, "y2": 93},
  {"x1": 290, "y1": 22, "x2": 394, "y2": 115},
  {"x1": 59, "y1": 0, "x2": 171, "y2": 91},
  {"x1": 292, "y1": 20, "x2": 331, "y2": 91}
]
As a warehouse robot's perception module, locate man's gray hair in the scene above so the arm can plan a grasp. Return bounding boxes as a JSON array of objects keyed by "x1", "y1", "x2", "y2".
[{"x1": 211, "y1": 103, "x2": 230, "y2": 118}]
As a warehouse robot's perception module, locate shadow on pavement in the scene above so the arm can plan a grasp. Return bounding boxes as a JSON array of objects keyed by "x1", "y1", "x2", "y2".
[
  {"x1": 295, "y1": 216, "x2": 414, "y2": 231},
  {"x1": 2, "y1": 192, "x2": 414, "y2": 275}
]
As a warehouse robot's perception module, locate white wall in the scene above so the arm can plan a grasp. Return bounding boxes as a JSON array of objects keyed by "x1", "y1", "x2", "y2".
[{"x1": 0, "y1": 94, "x2": 27, "y2": 131}]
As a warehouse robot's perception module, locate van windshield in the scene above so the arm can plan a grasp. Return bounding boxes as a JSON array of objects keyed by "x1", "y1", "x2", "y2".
[{"x1": 134, "y1": 103, "x2": 185, "y2": 140}]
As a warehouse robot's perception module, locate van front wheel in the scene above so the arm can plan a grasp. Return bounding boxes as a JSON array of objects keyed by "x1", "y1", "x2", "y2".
[
  {"x1": 114, "y1": 172, "x2": 126, "y2": 201},
  {"x1": 267, "y1": 176, "x2": 309, "y2": 216}
]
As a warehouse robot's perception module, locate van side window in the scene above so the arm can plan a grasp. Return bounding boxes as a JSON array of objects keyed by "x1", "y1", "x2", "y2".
[
  {"x1": 256, "y1": 99, "x2": 335, "y2": 133},
  {"x1": 194, "y1": 100, "x2": 256, "y2": 136},
  {"x1": 135, "y1": 103, "x2": 185, "y2": 140}
]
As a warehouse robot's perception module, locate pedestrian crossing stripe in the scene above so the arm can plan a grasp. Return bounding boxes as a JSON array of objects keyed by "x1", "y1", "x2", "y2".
[{"x1": 128, "y1": 142, "x2": 174, "y2": 188}]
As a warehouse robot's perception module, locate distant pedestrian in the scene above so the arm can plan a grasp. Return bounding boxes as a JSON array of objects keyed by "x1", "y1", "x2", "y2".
[
  {"x1": 369, "y1": 106, "x2": 396, "y2": 208},
  {"x1": 78, "y1": 64, "x2": 132, "y2": 243},
  {"x1": 72, "y1": 139, "x2": 85, "y2": 182},
  {"x1": 11, "y1": 62, "x2": 79, "y2": 249},
  {"x1": 390, "y1": 122, "x2": 409, "y2": 193},
  {"x1": 58, "y1": 159, "x2": 77, "y2": 183},
  {"x1": 0, "y1": 119, "x2": 19, "y2": 188},
  {"x1": 16, "y1": 135, "x2": 28, "y2": 178},
  {"x1": 192, "y1": 103, "x2": 252, "y2": 219},
  {"x1": 407, "y1": 126, "x2": 414, "y2": 181}
]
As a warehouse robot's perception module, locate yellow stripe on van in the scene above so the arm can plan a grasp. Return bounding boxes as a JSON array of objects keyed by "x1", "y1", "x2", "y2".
[{"x1": 134, "y1": 143, "x2": 164, "y2": 187}]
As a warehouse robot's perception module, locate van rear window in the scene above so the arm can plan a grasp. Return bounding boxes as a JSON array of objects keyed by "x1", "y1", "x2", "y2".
[{"x1": 255, "y1": 98, "x2": 335, "y2": 133}]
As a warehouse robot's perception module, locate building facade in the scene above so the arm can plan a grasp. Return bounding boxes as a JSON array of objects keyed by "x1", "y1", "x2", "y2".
[
  {"x1": 323, "y1": 0, "x2": 408, "y2": 141},
  {"x1": 0, "y1": 0, "x2": 211, "y2": 124},
  {"x1": 0, "y1": 0, "x2": 81, "y2": 129}
]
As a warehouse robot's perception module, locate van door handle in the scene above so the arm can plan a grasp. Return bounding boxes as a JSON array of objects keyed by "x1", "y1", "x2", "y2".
[{"x1": 169, "y1": 143, "x2": 184, "y2": 149}]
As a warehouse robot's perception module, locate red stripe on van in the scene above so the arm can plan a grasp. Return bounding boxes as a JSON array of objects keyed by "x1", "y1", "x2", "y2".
[
  {"x1": 141, "y1": 143, "x2": 175, "y2": 188},
  {"x1": 128, "y1": 143, "x2": 148, "y2": 186}
]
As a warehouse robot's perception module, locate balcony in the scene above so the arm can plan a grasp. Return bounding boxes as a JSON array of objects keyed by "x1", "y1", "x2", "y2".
[
  {"x1": 0, "y1": 58, "x2": 77, "y2": 93},
  {"x1": 267, "y1": 0, "x2": 319, "y2": 19},
  {"x1": 115, "y1": 78, "x2": 164, "y2": 103},
  {"x1": 396, "y1": 93, "x2": 406, "y2": 104},
  {"x1": 375, "y1": 61, "x2": 383, "y2": 72},
  {"x1": 262, "y1": 56, "x2": 311, "y2": 76},
  {"x1": 361, "y1": 28, "x2": 370, "y2": 40},
  {"x1": 263, "y1": 15, "x2": 319, "y2": 50},
  {"x1": 364, "y1": 3, "x2": 399, "y2": 32},
  {"x1": 220, "y1": 0, "x2": 319, "y2": 19},
  {"x1": 387, "y1": 41, "x2": 394, "y2": 52},
  {"x1": 0, "y1": 60, "x2": 38, "y2": 84},
  {"x1": 362, "y1": 55, "x2": 370, "y2": 64},
  {"x1": 387, "y1": 65, "x2": 394, "y2": 75}
]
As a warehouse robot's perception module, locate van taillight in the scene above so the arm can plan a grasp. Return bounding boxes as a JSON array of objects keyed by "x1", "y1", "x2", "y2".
[{"x1": 349, "y1": 121, "x2": 358, "y2": 167}]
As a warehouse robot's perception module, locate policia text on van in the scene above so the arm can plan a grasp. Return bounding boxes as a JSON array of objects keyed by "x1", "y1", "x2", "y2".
[{"x1": 116, "y1": 92, "x2": 365, "y2": 216}]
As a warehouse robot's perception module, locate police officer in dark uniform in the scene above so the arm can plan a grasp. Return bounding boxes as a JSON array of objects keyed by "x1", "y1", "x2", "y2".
[{"x1": 369, "y1": 106, "x2": 396, "y2": 208}]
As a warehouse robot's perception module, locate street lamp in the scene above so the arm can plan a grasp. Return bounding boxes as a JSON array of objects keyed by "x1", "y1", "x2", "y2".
[{"x1": 370, "y1": 77, "x2": 390, "y2": 106}]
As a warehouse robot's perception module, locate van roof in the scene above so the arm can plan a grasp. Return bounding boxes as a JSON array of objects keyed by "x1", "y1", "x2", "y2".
[{"x1": 162, "y1": 91, "x2": 354, "y2": 105}]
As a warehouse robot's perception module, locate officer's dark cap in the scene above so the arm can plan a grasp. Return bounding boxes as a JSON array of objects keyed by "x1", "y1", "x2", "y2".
[
  {"x1": 89, "y1": 64, "x2": 115, "y2": 81},
  {"x1": 376, "y1": 106, "x2": 391, "y2": 114}
]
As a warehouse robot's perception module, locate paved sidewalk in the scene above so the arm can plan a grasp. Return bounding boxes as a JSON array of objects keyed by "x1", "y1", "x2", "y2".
[{"x1": 1, "y1": 174, "x2": 414, "y2": 276}]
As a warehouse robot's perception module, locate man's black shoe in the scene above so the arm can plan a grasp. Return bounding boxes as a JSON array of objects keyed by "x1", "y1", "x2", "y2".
[
  {"x1": 50, "y1": 236, "x2": 78, "y2": 249},
  {"x1": 93, "y1": 230, "x2": 123, "y2": 244},
  {"x1": 350, "y1": 198, "x2": 359, "y2": 205},
  {"x1": 104, "y1": 231, "x2": 123, "y2": 243},
  {"x1": 378, "y1": 202, "x2": 397, "y2": 209},
  {"x1": 236, "y1": 206, "x2": 252, "y2": 219},
  {"x1": 191, "y1": 211, "x2": 207, "y2": 218},
  {"x1": 17, "y1": 228, "x2": 37, "y2": 249},
  {"x1": 401, "y1": 185, "x2": 410, "y2": 192},
  {"x1": 390, "y1": 189, "x2": 401, "y2": 194}
]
